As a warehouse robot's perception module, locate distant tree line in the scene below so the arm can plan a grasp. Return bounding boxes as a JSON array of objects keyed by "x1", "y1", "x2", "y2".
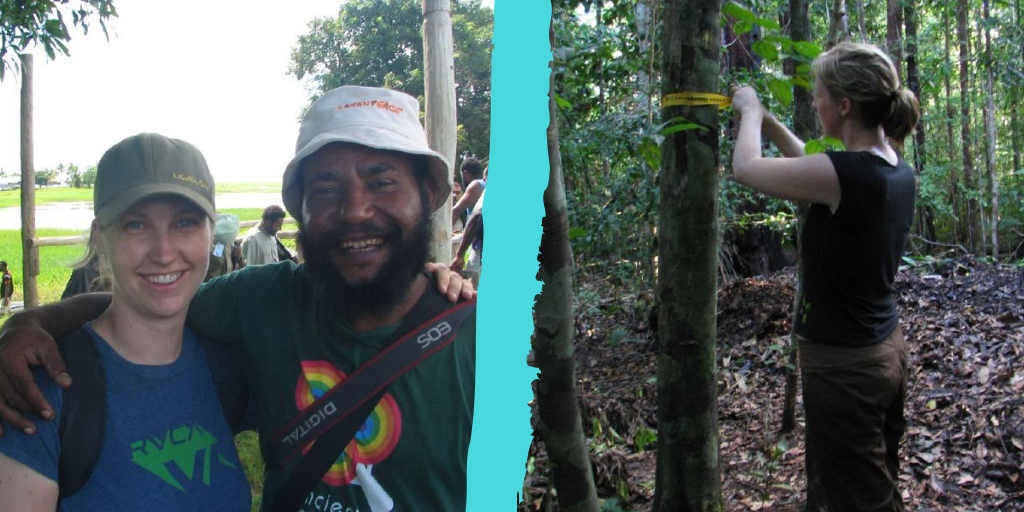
[{"x1": 22, "y1": 164, "x2": 97, "y2": 188}]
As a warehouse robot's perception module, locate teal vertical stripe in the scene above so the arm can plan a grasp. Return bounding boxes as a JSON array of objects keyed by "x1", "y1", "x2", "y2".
[{"x1": 466, "y1": 1, "x2": 549, "y2": 509}]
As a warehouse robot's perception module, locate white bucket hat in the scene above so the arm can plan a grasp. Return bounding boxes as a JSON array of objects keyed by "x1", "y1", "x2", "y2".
[{"x1": 282, "y1": 86, "x2": 451, "y2": 220}]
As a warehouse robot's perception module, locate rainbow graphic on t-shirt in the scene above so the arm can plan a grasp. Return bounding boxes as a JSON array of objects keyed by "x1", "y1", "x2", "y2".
[{"x1": 294, "y1": 361, "x2": 403, "y2": 486}]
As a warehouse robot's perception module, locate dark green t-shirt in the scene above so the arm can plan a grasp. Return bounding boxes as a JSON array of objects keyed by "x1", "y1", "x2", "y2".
[
  {"x1": 794, "y1": 151, "x2": 915, "y2": 346},
  {"x1": 188, "y1": 262, "x2": 475, "y2": 511}
]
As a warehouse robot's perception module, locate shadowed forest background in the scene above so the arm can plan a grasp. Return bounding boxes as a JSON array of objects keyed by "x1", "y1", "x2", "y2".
[{"x1": 527, "y1": 0, "x2": 1023, "y2": 510}]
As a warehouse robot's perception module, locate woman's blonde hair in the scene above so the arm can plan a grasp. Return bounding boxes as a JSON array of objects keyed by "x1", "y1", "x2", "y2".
[
  {"x1": 812, "y1": 42, "x2": 920, "y2": 151},
  {"x1": 69, "y1": 222, "x2": 111, "y2": 293}
]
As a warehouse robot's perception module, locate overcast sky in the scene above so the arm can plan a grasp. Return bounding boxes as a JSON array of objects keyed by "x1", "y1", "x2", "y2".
[{"x1": 0, "y1": 0, "x2": 494, "y2": 184}]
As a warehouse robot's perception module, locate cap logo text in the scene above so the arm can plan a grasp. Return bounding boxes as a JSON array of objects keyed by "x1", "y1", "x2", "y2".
[
  {"x1": 173, "y1": 173, "x2": 210, "y2": 191},
  {"x1": 335, "y1": 99, "x2": 404, "y2": 115}
]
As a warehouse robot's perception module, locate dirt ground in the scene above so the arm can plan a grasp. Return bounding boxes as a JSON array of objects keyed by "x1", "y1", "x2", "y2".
[{"x1": 522, "y1": 259, "x2": 1024, "y2": 511}]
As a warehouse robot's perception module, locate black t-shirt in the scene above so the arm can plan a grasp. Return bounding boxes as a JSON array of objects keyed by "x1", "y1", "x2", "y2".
[{"x1": 794, "y1": 151, "x2": 916, "y2": 346}]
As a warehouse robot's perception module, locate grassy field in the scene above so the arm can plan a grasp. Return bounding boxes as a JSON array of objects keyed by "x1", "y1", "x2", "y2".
[
  {"x1": 0, "y1": 188, "x2": 93, "y2": 209},
  {"x1": 215, "y1": 181, "x2": 281, "y2": 194},
  {"x1": 0, "y1": 182, "x2": 282, "y2": 209},
  {"x1": 235, "y1": 432, "x2": 265, "y2": 510},
  {"x1": 0, "y1": 228, "x2": 91, "y2": 306}
]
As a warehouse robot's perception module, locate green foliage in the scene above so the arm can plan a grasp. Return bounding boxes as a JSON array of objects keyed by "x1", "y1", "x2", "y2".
[
  {"x1": 289, "y1": 0, "x2": 492, "y2": 160},
  {"x1": 566, "y1": 160, "x2": 658, "y2": 283},
  {"x1": 722, "y1": 3, "x2": 757, "y2": 24},
  {"x1": 67, "y1": 163, "x2": 82, "y2": 188},
  {"x1": 767, "y1": 78, "x2": 791, "y2": 106},
  {"x1": 600, "y1": 497, "x2": 630, "y2": 512},
  {"x1": 554, "y1": 3, "x2": 661, "y2": 282},
  {"x1": 607, "y1": 327, "x2": 627, "y2": 346},
  {"x1": 0, "y1": 0, "x2": 117, "y2": 81},
  {"x1": 803, "y1": 136, "x2": 844, "y2": 155},
  {"x1": 634, "y1": 426, "x2": 656, "y2": 453},
  {"x1": 659, "y1": 116, "x2": 709, "y2": 136},
  {"x1": 81, "y1": 165, "x2": 96, "y2": 188},
  {"x1": 34, "y1": 169, "x2": 52, "y2": 187},
  {"x1": 722, "y1": 2, "x2": 820, "y2": 108}
]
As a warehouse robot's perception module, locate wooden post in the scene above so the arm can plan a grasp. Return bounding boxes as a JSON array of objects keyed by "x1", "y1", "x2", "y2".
[
  {"x1": 20, "y1": 54, "x2": 39, "y2": 308},
  {"x1": 422, "y1": 0, "x2": 457, "y2": 264}
]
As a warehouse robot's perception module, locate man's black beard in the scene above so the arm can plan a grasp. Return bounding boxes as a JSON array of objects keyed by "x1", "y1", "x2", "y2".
[{"x1": 300, "y1": 208, "x2": 431, "y2": 320}]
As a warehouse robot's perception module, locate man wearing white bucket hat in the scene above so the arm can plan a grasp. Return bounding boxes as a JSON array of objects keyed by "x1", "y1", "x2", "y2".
[{"x1": 0, "y1": 86, "x2": 477, "y2": 512}]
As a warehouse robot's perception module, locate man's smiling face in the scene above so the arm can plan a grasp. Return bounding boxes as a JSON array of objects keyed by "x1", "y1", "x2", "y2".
[{"x1": 298, "y1": 142, "x2": 434, "y2": 316}]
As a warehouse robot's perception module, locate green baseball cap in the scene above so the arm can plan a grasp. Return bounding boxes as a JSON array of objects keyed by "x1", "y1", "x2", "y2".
[{"x1": 94, "y1": 133, "x2": 216, "y2": 226}]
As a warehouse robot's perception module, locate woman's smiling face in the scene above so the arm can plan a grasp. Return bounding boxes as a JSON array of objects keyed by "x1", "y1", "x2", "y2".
[{"x1": 100, "y1": 194, "x2": 211, "y2": 323}]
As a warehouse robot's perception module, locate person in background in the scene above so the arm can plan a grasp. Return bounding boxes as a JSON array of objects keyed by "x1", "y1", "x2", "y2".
[
  {"x1": 451, "y1": 180, "x2": 465, "y2": 231},
  {"x1": 452, "y1": 188, "x2": 484, "y2": 287},
  {"x1": 451, "y1": 156, "x2": 485, "y2": 229},
  {"x1": 205, "y1": 213, "x2": 245, "y2": 281},
  {"x1": 732, "y1": 42, "x2": 919, "y2": 512},
  {"x1": 0, "y1": 262, "x2": 13, "y2": 316},
  {"x1": 241, "y1": 205, "x2": 287, "y2": 266},
  {"x1": 231, "y1": 240, "x2": 246, "y2": 268}
]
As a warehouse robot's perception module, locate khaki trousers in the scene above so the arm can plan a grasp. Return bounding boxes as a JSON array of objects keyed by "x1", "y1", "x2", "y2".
[{"x1": 799, "y1": 327, "x2": 909, "y2": 512}]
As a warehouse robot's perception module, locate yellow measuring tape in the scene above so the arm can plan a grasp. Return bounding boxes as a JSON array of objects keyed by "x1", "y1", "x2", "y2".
[{"x1": 662, "y1": 92, "x2": 732, "y2": 109}]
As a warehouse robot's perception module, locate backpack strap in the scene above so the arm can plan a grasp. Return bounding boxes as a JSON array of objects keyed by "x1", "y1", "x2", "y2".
[
  {"x1": 56, "y1": 329, "x2": 106, "y2": 498},
  {"x1": 195, "y1": 334, "x2": 257, "y2": 433}
]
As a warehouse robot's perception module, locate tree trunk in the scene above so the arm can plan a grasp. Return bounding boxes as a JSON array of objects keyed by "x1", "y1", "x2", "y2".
[
  {"x1": 422, "y1": 0, "x2": 457, "y2": 263},
  {"x1": 781, "y1": 0, "x2": 815, "y2": 436},
  {"x1": 854, "y1": 0, "x2": 868, "y2": 42},
  {"x1": 635, "y1": 0, "x2": 657, "y2": 282},
  {"x1": 654, "y1": 0, "x2": 723, "y2": 509},
  {"x1": 904, "y1": 0, "x2": 936, "y2": 241},
  {"x1": 826, "y1": 0, "x2": 850, "y2": 48},
  {"x1": 635, "y1": 0, "x2": 653, "y2": 121},
  {"x1": 956, "y1": 0, "x2": 979, "y2": 253},
  {"x1": 533, "y1": 23, "x2": 601, "y2": 512},
  {"x1": 596, "y1": 2, "x2": 611, "y2": 187},
  {"x1": 943, "y1": 4, "x2": 961, "y2": 247},
  {"x1": 886, "y1": 0, "x2": 903, "y2": 74},
  {"x1": 983, "y1": 0, "x2": 999, "y2": 259},
  {"x1": 973, "y1": 6, "x2": 987, "y2": 258},
  {"x1": 1015, "y1": 93, "x2": 1022, "y2": 207},
  {"x1": 1015, "y1": 0, "x2": 1022, "y2": 197},
  {"x1": 1015, "y1": 0, "x2": 1022, "y2": 200}
]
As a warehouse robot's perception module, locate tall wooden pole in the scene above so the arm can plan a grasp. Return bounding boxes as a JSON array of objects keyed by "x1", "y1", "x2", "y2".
[
  {"x1": 422, "y1": 0, "x2": 457, "y2": 264},
  {"x1": 19, "y1": 54, "x2": 39, "y2": 308}
]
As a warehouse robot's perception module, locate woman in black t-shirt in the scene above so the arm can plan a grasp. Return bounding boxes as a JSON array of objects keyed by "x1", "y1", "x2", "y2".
[{"x1": 732, "y1": 43, "x2": 920, "y2": 512}]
